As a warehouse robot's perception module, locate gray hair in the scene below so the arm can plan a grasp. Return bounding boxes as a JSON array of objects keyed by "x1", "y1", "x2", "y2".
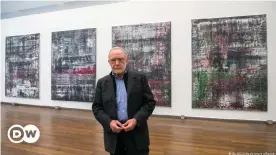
[{"x1": 108, "y1": 46, "x2": 128, "y2": 58}]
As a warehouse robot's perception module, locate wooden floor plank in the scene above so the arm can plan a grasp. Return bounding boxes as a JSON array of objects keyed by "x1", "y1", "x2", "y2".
[{"x1": 1, "y1": 104, "x2": 276, "y2": 155}]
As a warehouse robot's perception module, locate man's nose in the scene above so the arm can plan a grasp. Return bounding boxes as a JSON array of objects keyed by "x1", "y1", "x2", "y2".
[{"x1": 115, "y1": 60, "x2": 120, "y2": 65}]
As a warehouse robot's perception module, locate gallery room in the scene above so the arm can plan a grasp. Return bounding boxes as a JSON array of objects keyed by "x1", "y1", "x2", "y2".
[{"x1": 1, "y1": 1, "x2": 276, "y2": 155}]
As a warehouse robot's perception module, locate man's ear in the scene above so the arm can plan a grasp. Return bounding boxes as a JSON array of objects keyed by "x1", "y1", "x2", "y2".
[{"x1": 125, "y1": 56, "x2": 129, "y2": 63}]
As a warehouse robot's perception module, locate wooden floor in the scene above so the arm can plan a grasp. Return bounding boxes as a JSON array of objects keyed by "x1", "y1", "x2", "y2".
[{"x1": 1, "y1": 103, "x2": 276, "y2": 155}]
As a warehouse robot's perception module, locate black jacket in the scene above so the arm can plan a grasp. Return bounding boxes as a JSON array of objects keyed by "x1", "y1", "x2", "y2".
[{"x1": 92, "y1": 70, "x2": 156, "y2": 154}]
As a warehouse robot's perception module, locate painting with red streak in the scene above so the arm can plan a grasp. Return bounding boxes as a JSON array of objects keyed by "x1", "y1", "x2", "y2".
[
  {"x1": 51, "y1": 28, "x2": 96, "y2": 102},
  {"x1": 192, "y1": 14, "x2": 267, "y2": 111},
  {"x1": 112, "y1": 22, "x2": 171, "y2": 107},
  {"x1": 5, "y1": 33, "x2": 40, "y2": 98}
]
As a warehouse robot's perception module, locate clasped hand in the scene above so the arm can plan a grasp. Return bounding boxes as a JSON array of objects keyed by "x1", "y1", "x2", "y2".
[{"x1": 109, "y1": 119, "x2": 137, "y2": 133}]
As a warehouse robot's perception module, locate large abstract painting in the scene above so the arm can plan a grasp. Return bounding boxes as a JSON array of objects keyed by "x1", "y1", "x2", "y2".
[
  {"x1": 192, "y1": 14, "x2": 267, "y2": 111},
  {"x1": 112, "y1": 22, "x2": 171, "y2": 107},
  {"x1": 5, "y1": 33, "x2": 40, "y2": 98},
  {"x1": 51, "y1": 28, "x2": 96, "y2": 102}
]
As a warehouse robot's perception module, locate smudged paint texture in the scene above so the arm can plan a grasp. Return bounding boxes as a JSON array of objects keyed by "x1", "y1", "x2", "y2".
[
  {"x1": 5, "y1": 33, "x2": 40, "y2": 98},
  {"x1": 112, "y1": 22, "x2": 171, "y2": 107},
  {"x1": 51, "y1": 29, "x2": 96, "y2": 102},
  {"x1": 192, "y1": 14, "x2": 267, "y2": 111}
]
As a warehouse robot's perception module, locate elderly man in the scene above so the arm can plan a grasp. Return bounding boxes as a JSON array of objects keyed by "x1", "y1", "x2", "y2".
[{"x1": 92, "y1": 47, "x2": 156, "y2": 155}]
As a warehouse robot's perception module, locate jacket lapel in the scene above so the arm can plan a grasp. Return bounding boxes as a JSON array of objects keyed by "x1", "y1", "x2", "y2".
[
  {"x1": 127, "y1": 71, "x2": 136, "y2": 101},
  {"x1": 105, "y1": 75, "x2": 116, "y2": 105},
  {"x1": 105, "y1": 71, "x2": 135, "y2": 107}
]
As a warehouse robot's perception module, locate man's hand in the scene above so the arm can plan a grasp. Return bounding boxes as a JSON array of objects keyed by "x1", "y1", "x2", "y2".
[
  {"x1": 122, "y1": 118, "x2": 137, "y2": 132},
  {"x1": 109, "y1": 120, "x2": 123, "y2": 133}
]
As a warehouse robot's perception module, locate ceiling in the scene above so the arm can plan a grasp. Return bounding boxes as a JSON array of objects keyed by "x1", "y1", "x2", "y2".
[{"x1": 1, "y1": 0, "x2": 124, "y2": 19}]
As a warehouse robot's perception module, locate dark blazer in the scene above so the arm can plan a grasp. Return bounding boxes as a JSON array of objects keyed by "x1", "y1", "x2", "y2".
[{"x1": 92, "y1": 70, "x2": 156, "y2": 154}]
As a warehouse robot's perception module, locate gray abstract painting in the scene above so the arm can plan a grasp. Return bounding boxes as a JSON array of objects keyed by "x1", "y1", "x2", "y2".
[
  {"x1": 51, "y1": 28, "x2": 96, "y2": 102},
  {"x1": 5, "y1": 33, "x2": 40, "y2": 98},
  {"x1": 112, "y1": 22, "x2": 171, "y2": 107},
  {"x1": 192, "y1": 14, "x2": 267, "y2": 111}
]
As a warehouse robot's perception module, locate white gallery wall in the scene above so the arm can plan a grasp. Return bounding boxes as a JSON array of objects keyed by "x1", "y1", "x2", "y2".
[
  {"x1": 0, "y1": 55, "x2": 1, "y2": 102},
  {"x1": 1, "y1": 1, "x2": 276, "y2": 121}
]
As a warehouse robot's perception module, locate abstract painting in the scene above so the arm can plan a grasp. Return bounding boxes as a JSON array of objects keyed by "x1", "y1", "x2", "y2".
[
  {"x1": 112, "y1": 22, "x2": 171, "y2": 107},
  {"x1": 192, "y1": 14, "x2": 267, "y2": 111},
  {"x1": 51, "y1": 28, "x2": 96, "y2": 102},
  {"x1": 5, "y1": 33, "x2": 40, "y2": 98}
]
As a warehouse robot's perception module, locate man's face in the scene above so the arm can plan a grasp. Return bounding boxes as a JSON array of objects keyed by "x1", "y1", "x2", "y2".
[{"x1": 108, "y1": 49, "x2": 128, "y2": 75}]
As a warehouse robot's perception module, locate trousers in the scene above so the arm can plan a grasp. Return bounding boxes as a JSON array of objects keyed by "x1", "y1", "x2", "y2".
[{"x1": 110, "y1": 126, "x2": 149, "y2": 155}]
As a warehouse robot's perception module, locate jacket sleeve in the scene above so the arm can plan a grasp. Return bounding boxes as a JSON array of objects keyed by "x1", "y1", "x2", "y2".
[
  {"x1": 92, "y1": 79, "x2": 112, "y2": 132},
  {"x1": 133, "y1": 74, "x2": 156, "y2": 126}
]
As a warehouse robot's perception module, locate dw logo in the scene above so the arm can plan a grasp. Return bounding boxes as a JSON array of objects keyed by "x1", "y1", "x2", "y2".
[{"x1": 7, "y1": 124, "x2": 40, "y2": 143}]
